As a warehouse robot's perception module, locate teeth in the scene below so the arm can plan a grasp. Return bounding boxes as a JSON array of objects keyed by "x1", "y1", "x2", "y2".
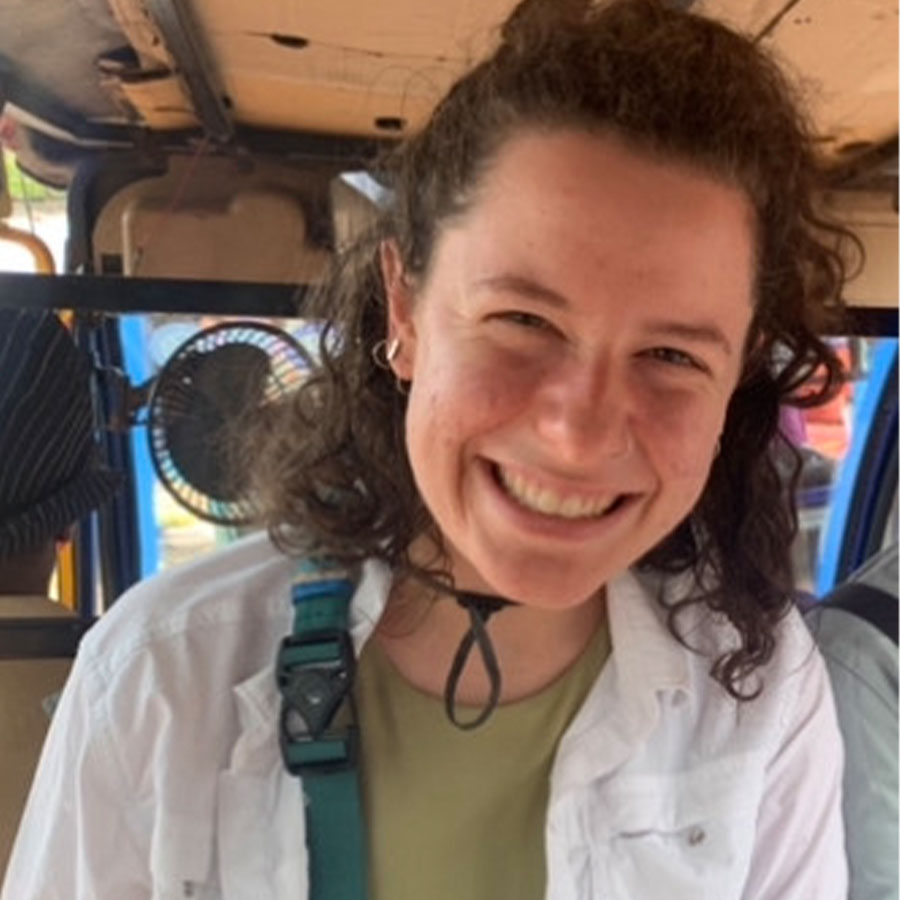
[{"x1": 498, "y1": 467, "x2": 617, "y2": 519}]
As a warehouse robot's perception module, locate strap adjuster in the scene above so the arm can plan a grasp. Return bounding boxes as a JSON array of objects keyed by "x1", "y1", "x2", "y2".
[{"x1": 276, "y1": 629, "x2": 358, "y2": 775}]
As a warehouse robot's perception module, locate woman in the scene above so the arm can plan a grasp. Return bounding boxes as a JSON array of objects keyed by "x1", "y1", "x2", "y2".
[{"x1": 4, "y1": 1, "x2": 853, "y2": 898}]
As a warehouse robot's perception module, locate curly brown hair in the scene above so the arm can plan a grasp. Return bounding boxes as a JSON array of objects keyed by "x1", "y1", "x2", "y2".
[{"x1": 243, "y1": 0, "x2": 858, "y2": 698}]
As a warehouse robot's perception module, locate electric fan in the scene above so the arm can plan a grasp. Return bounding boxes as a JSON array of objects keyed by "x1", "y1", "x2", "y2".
[{"x1": 147, "y1": 320, "x2": 309, "y2": 525}]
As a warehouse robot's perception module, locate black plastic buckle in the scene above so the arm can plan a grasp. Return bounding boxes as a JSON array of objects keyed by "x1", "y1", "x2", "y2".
[{"x1": 276, "y1": 629, "x2": 358, "y2": 776}]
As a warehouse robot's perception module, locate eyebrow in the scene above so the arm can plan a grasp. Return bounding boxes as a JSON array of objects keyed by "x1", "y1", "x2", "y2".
[
  {"x1": 472, "y1": 274, "x2": 568, "y2": 308},
  {"x1": 473, "y1": 273, "x2": 734, "y2": 356},
  {"x1": 643, "y1": 320, "x2": 734, "y2": 357}
]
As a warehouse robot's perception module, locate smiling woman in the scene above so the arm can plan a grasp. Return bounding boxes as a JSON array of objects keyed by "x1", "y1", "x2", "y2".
[
  {"x1": 252, "y1": 0, "x2": 850, "y2": 704},
  {"x1": 379, "y1": 131, "x2": 755, "y2": 614},
  {"x1": 4, "y1": 1, "x2": 857, "y2": 899}
]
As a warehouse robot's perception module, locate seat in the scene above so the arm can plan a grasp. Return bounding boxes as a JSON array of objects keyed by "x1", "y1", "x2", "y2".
[{"x1": 0, "y1": 596, "x2": 77, "y2": 880}]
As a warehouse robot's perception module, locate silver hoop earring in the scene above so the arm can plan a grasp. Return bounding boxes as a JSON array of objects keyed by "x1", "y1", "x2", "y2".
[{"x1": 372, "y1": 338, "x2": 401, "y2": 370}]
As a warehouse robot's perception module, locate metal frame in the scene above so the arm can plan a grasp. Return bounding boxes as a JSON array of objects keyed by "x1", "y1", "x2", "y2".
[
  {"x1": 3, "y1": 273, "x2": 893, "y2": 334},
  {"x1": 144, "y1": 0, "x2": 234, "y2": 143},
  {"x1": 817, "y1": 341, "x2": 899, "y2": 592},
  {"x1": 0, "y1": 273, "x2": 304, "y2": 317},
  {"x1": 0, "y1": 618, "x2": 92, "y2": 660}
]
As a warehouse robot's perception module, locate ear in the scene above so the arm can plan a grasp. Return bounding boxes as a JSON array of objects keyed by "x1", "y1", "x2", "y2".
[{"x1": 379, "y1": 239, "x2": 417, "y2": 381}]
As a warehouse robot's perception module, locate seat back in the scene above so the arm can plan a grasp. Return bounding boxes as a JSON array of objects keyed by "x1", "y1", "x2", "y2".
[{"x1": 0, "y1": 596, "x2": 76, "y2": 880}]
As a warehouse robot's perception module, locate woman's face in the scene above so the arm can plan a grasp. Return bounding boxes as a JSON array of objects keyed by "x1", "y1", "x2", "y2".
[{"x1": 384, "y1": 130, "x2": 756, "y2": 608}]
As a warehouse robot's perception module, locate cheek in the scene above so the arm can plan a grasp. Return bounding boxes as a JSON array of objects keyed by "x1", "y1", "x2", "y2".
[
  {"x1": 413, "y1": 345, "x2": 536, "y2": 433},
  {"x1": 403, "y1": 358, "x2": 510, "y2": 477},
  {"x1": 640, "y1": 390, "x2": 728, "y2": 480}
]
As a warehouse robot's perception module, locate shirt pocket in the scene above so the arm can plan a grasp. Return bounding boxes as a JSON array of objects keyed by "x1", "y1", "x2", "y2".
[{"x1": 593, "y1": 752, "x2": 765, "y2": 900}]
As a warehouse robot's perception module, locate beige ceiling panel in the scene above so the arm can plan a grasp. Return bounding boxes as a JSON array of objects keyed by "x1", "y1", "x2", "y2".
[
  {"x1": 187, "y1": 0, "x2": 516, "y2": 136},
  {"x1": 190, "y1": 0, "x2": 511, "y2": 61},
  {"x1": 759, "y1": 0, "x2": 898, "y2": 153},
  {"x1": 118, "y1": 76, "x2": 199, "y2": 131},
  {"x1": 692, "y1": 0, "x2": 792, "y2": 35},
  {"x1": 107, "y1": 0, "x2": 178, "y2": 71},
  {"x1": 117, "y1": 0, "x2": 896, "y2": 162},
  {"x1": 215, "y1": 35, "x2": 470, "y2": 135},
  {"x1": 227, "y1": 80, "x2": 435, "y2": 137}
]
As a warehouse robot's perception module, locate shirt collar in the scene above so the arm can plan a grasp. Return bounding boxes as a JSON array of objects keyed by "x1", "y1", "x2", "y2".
[
  {"x1": 227, "y1": 556, "x2": 694, "y2": 782},
  {"x1": 607, "y1": 567, "x2": 694, "y2": 699},
  {"x1": 549, "y1": 568, "x2": 695, "y2": 791}
]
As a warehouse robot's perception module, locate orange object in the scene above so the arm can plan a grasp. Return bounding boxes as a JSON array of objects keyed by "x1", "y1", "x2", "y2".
[{"x1": 0, "y1": 221, "x2": 55, "y2": 274}]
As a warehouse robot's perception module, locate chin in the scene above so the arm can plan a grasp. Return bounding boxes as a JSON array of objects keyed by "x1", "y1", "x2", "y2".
[{"x1": 471, "y1": 555, "x2": 614, "y2": 610}]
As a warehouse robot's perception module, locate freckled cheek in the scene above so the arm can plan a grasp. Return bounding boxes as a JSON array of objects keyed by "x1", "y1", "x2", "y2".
[
  {"x1": 404, "y1": 360, "x2": 527, "y2": 471},
  {"x1": 424, "y1": 357, "x2": 534, "y2": 424},
  {"x1": 638, "y1": 395, "x2": 725, "y2": 480}
]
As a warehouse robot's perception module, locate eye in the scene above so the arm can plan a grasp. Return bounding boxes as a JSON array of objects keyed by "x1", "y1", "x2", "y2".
[
  {"x1": 643, "y1": 346, "x2": 708, "y2": 372},
  {"x1": 496, "y1": 311, "x2": 553, "y2": 331}
]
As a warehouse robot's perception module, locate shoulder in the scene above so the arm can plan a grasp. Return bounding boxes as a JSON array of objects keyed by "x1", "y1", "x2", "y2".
[
  {"x1": 10, "y1": 533, "x2": 303, "y2": 894},
  {"x1": 805, "y1": 600, "x2": 896, "y2": 658},
  {"x1": 849, "y1": 543, "x2": 899, "y2": 597},
  {"x1": 57, "y1": 530, "x2": 300, "y2": 793},
  {"x1": 77, "y1": 530, "x2": 296, "y2": 682},
  {"x1": 616, "y1": 567, "x2": 832, "y2": 745},
  {"x1": 625, "y1": 566, "x2": 820, "y2": 685},
  {"x1": 804, "y1": 544, "x2": 898, "y2": 706},
  {"x1": 805, "y1": 603, "x2": 897, "y2": 709}
]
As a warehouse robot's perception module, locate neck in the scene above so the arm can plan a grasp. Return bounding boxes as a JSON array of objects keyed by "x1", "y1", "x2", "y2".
[{"x1": 375, "y1": 574, "x2": 606, "y2": 706}]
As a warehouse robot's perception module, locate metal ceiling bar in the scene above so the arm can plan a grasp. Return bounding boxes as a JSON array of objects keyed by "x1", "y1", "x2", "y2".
[
  {"x1": 1, "y1": 273, "x2": 894, "y2": 334},
  {"x1": 144, "y1": 0, "x2": 234, "y2": 142},
  {"x1": 753, "y1": 0, "x2": 805, "y2": 44},
  {"x1": 0, "y1": 618, "x2": 92, "y2": 660},
  {"x1": 0, "y1": 273, "x2": 303, "y2": 317}
]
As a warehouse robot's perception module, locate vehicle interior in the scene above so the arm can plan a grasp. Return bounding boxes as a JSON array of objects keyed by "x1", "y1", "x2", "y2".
[{"x1": 0, "y1": 0, "x2": 897, "y2": 882}]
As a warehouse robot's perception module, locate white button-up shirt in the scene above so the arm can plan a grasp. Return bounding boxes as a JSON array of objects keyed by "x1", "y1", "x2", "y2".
[{"x1": 3, "y1": 532, "x2": 846, "y2": 899}]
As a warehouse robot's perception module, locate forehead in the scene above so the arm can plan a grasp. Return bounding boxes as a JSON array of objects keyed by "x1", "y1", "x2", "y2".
[
  {"x1": 478, "y1": 129, "x2": 752, "y2": 246},
  {"x1": 434, "y1": 128, "x2": 757, "y2": 315}
]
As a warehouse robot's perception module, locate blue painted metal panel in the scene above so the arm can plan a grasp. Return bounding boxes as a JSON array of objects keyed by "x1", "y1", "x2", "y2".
[
  {"x1": 119, "y1": 315, "x2": 160, "y2": 579},
  {"x1": 817, "y1": 340, "x2": 899, "y2": 594}
]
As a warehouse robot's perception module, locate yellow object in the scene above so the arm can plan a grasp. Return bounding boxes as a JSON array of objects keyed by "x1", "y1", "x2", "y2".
[
  {"x1": 0, "y1": 222, "x2": 55, "y2": 274},
  {"x1": 0, "y1": 165, "x2": 10, "y2": 219},
  {"x1": 56, "y1": 542, "x2": 77, "y2": 612}
]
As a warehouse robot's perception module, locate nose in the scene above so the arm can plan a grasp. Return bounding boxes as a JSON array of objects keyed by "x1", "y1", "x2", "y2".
[{"x1": 532, "y1": 358, "x2": 633, "y2": 463}]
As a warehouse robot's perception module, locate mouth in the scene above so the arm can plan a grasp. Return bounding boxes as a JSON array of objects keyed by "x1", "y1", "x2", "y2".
[{"x1": 492, "y1": 463, "x2": 628, "y2": 520}]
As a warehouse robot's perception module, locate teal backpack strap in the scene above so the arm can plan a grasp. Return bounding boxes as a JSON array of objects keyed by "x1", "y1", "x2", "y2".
[{"x1": 276, "y1": 557, "x2": 369, "y2": 900}]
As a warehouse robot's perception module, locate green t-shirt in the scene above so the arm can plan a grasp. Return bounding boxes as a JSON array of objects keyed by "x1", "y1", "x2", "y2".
[{"x1": 355, "y1": 617, "x2": 611, "y2": 900}]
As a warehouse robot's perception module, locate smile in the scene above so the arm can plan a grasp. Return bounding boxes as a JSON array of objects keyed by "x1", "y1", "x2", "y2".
[{"x1": 494, "y1": 464, "x2": 624, "y2": 520}]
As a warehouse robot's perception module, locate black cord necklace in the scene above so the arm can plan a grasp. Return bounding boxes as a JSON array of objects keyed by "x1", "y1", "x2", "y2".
[
  {"x1": 410, "y1": 573, "x2": 516, "y2": 730},
  {"x1": 445, "y1": 591, "x2": 515, "y2": 730}
]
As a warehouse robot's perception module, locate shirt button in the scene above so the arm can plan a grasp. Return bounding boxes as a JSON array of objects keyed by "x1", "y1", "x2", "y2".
[{"x1": 687, "y1": 826, "x2": 706, "y2": 846}]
